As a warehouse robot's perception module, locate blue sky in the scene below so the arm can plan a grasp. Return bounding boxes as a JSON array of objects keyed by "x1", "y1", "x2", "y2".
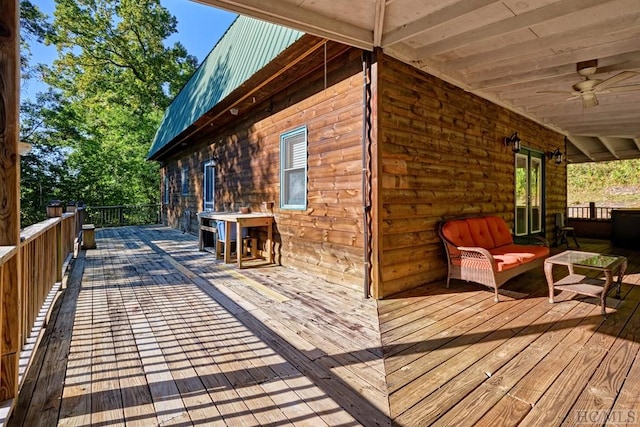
[{"x1": 22, "y1": 0, "x2": 237, "y2": 100}]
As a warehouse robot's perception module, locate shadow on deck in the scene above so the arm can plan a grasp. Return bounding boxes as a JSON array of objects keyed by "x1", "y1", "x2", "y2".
[
  {"x1": 7, "y1": 227, "x2": 640, "y2": 426},
  {"x1": 8, "y1": 226, "x2": 388, "y2": 427}
]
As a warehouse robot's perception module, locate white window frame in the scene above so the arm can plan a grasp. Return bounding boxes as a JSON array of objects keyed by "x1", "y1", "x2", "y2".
[
  {"x1": 163, "y1": 174, "x2": 169, "y2": 204},
  {"x1": 280, "y1": 126, "x2": 308, "y2": 210},
  {"x1": 203, "y1": 160, "x2": 215, "y2": 211},
  {"x1": 515, "y1": 149, "x2": 545, "y2": 236},
  {"x1": 181, "y1": 167, "x2": 189, "y2": 196}
]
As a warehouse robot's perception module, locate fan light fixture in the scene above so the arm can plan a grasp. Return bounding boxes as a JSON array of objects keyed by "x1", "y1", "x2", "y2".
[
  {"x1": 537, "y1": 59, "x2": 640, "y2": 109},
  {"x1": 547, "y1": 148, "x2": 563, "y2": 165},
  {"x1": 503, "y1": 132, "x2": 521, "y2": 153}
]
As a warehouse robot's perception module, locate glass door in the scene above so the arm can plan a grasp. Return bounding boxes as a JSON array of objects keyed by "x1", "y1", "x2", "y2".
[
  {"x1": 515, "y1": 149, "x2": 544, "y2": 236},
  {"x1": 203, "y1": 160, "x2": 215, "y2": 211}
]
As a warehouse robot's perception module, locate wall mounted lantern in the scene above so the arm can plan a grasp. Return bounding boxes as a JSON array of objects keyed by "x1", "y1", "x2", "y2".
[
  {"x1": 503, "y1": 132, "x2": 521, "y2": 153},
  {"x1": 210, "y1": 139, "x2": 220, "y2": 163},
  {"x1": 547, "y1": 148, "x2": 564, "y2": 164}
]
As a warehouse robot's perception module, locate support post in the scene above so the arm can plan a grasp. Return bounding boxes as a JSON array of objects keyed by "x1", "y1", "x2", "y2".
[
  {"x1": 0, "y1": 0, "x2": 22, "y2": 400},
  {"x1": 589, "y1": 202, "x2": 596, "y2": 219}
]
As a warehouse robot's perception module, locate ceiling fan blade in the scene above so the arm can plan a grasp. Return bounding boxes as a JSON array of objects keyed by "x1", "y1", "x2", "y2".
[
  {"x1": 607, "y1": 83, "x2": 640, "y2": 93},
  {"x1": 582, "y1": 94, "x2": 598, "y2": 108},
  {"x1": 566, "y1": 94, "x2": 581, "y2": 101},
  {"x1": 594, "y1": 71, "x2": 638, "y2": 91}
]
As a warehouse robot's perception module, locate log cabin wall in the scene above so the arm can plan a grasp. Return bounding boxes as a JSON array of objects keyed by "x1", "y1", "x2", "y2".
[
  {"x1": 375, "y1": 54, "x2": 567, "y2": 298},
  {"x1": 160, "y1": 48, "x2": 366, "y2": 288}
]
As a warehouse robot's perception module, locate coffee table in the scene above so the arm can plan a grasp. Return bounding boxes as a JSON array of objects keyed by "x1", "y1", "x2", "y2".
[{"x1": 544, "y1": 250, "x2": 627, "y2": 316}]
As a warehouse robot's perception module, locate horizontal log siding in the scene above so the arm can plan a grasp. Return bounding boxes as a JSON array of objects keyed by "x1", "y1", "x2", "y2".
[
  {"x1": 161, "y1": 50, "x2": 365, "y2": 288},
  {"x1": 376, "y1": 55, "x2": 566, "y2": 297}
]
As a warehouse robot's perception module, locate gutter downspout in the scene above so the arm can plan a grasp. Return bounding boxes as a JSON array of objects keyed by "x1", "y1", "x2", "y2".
[{"x1": 362, "y1": 51, "x2": 373, "y2": 299}]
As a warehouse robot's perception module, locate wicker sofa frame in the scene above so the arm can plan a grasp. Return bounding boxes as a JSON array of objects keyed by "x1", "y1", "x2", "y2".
[{"x1": 438, "y1": 216, "x2": 549, "y2": 302}]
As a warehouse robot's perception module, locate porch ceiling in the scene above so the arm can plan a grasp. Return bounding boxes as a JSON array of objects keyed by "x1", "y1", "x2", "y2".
[{"x1": 197, "y1": 0, "x2": 640, "y2": 163}]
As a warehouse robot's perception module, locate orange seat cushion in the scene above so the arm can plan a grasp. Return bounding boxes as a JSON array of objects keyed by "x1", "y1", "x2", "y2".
[
  {"x1": 490, "y1": 244, "x2": 550, "y2": 263},
  {"x1": 491, "y1": 254, "x2": 522, "y2": 272}
]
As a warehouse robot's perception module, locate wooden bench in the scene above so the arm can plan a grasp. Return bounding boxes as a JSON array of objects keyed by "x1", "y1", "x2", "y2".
[{"x1": 438, "y1": 216, "x2": 550, "y2": 302}]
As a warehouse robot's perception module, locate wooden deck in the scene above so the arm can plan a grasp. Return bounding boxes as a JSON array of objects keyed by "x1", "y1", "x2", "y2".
[
  {"x1": 7, "y1": 227, "x2": 640, "y2": 426},
  {"x1": 381, "y1": 239, "x2": 640, "y2": 426},
  {"x1": 8, "y1": 226, "x2": 388, "y2": 427}
]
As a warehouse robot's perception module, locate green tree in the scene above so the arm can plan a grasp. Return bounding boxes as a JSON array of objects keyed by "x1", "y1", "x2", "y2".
[
  {"x1": 568, "y1": 159, "x2": 640, "y2": 207},
  {"x1": 19, "y1": 0, "x2": 53, "y2": 79},
  {"x1": 40, "y1": 0, "x2": 197, "y2": 207},
  {"x1": 20, "y1": 1, "x2": 61, "y2": 226}
]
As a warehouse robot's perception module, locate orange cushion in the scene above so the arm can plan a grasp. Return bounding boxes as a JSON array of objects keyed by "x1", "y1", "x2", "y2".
[
  {"x1": 442, "y1": 220, "x2": 475, "y2": 247},
  {"x1": 485, "y1": 216, "x2": 513, "y2": 247},
  {"x1": 465, "y1": 217, "x2": 496, "y2": 249},
  {"x1": 490, "y1": 244, "x2": 550, "y2": 263},
  {"x1": 492, "y1": 254, "x2": 522, "y2": 272}
]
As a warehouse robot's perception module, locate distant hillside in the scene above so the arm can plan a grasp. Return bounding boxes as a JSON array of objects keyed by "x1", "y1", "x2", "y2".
[{"x1": 568, "y1": 159, "x2": 640, "y2": 207}]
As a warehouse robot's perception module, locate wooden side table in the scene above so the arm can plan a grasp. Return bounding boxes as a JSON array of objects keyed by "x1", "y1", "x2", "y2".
[{"x1": 197, "y1": 211, "x2": 274, "y2": 269}]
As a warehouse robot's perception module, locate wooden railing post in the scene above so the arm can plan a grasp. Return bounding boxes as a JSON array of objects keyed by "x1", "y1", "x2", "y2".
[
  {"x1": 56, "y1": 221, "x2": 63, "y2": 282},
  {"x1": 47, "y1": 202, "x2": 64, "y2": 281},
  {"x1": 0, "y1": 0, "x2": 22, "y2": 401},
  {"x1": 589, "y1": 202, "x2": 596, "y2": 219}
]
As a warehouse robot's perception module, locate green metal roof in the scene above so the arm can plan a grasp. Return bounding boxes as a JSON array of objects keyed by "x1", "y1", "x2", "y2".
[{"x1": 148, "y1": 16, "x2": 303, "y2": 159}]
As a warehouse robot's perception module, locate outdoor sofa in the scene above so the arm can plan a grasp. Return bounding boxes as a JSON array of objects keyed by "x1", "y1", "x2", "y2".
[{"x1": 438, "y1": 216, "x2": 550, "y2": 302}]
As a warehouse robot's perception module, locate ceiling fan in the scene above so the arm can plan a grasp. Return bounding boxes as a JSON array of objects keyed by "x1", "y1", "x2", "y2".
[{"x1": 541, "y1": 59, "x2": 640, "y2": 108}]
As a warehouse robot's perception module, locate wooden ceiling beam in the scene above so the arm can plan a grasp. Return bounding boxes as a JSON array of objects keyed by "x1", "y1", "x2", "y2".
[
  {"x1": 563, "y1": 125, "x2": 640, "y2": 137},
  {"x1": 598, "y1": 137, "x2": 620, "y2": 159},
  {"x1": 567, "y1": 136, "x2": 597, "y2": 161},
  {"x1": 381, "y1": 0, "x2": 498, "y2": 47},
  {"x1": 196, "y1": 0, "x2": 373, "y2": 49},
  {"x1": 527, "y1": 96, "x2": 640, "y2": 117},
  {"x1": 494, "y1": 76, "x2": 583, "y2": 99},
  {"x1": 465, "y1": 37, "x2": 640, "y2": 85},
  {"x1": 373, "y1": 0, "x2": 386, "y2": 47},
  {"x1": 552, "y1": 114, "x2": 640, "y2": 127},
  {"x1": 475, "y1": 65, "x2": 577, "y2": 91},
  {"x1": 443, "y1": 13, "x2": 640, "y2": 72},
  {"x1": 416, "y1": 0, "x2": 609, "y2": 58}
]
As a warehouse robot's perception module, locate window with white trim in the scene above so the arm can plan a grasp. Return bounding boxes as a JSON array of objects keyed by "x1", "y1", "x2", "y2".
[
  {"x1": 280, "y1": 126, "x2": 307, "y2": 210},
  {"x1": 203, "y1": 160, "x2": 215, "y2": 211},
  {"x1": 181, "y1": 167, "x2": 189, "y2": 196},
  {"x1": 163, "y1": 174, "x2": 169, "y2": 204}
]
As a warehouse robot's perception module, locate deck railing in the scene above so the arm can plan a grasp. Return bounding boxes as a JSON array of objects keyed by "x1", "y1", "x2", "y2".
[
  {"x1": 85, "y1": 203, "x2": 161, "y2": 228},
  {"x1": 567, "y1": 203, "x2": 613, "y2": 220},
  {"x1": 0, "y1": 208, "x2": 83, "y2": 402}
]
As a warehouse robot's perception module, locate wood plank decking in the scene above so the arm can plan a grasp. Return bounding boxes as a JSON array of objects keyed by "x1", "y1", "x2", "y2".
[
  {"x1": 6, "y1": 227, "x2": 640, "y2": 426},
  {"x1": 381, "y1": 239, "x2": 640, "y2": 426},
  {"x1": 8, "y1": 226, "x2": 388, "y2": 427}
]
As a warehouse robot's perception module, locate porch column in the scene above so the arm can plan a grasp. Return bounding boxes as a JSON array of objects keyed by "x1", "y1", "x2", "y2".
[{"x1": 0, "y1": 0, "x2": 22, "y2": 400}]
